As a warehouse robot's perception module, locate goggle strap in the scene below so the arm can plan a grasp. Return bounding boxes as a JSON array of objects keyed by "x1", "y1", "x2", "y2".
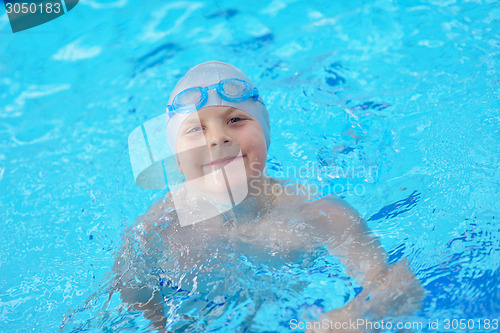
[
  {"x1": 252, "y1": 87, "x2": 259, "y2": 101},
  {"x1": 166, "y1": 106, "x2": 175, "y2": 119}
]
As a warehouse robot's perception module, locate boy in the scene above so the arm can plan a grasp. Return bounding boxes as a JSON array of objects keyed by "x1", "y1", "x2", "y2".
[{"x1": 114, "y1": 61, "x2": 424, "y2": 332}]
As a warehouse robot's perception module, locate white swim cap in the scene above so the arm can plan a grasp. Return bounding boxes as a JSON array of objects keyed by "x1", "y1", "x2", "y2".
[{"x1": 166, "y1": 61, "x2": 271, "y2": 155}]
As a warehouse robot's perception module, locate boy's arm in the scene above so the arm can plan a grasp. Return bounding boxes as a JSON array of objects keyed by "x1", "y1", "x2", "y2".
[
  {"x1": 112, "y1": 228, "x2": 170, "y2": 332},
  {"x1": 112, "y1": 278, "x2": 167, "y2": 332},
  {"x1": 111, "y1": 196, "x2": 176, "y2": 333},
  {"x1": 303, "y1": 195, "x2": 425, "y2": 331}
]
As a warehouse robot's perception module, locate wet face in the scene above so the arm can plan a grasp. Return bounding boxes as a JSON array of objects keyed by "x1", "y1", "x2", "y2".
[{"x1": 175, "y1": 106, "x2": 267, "y2": 198}]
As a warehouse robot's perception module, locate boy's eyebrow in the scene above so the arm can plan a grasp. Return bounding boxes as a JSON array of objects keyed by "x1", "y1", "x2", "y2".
[
  {"x1": 202, "y1": 107, "x2": 241, "y2": 116},
  {"x1": 181, "y1": 118, "x2": 202, "y2": 126},
  {"x1": 224, "y1": 107, "x2": 241, "y2": 115},
  {"x1": 180, "y1": 107, "x2": 244, "y2": 128}
]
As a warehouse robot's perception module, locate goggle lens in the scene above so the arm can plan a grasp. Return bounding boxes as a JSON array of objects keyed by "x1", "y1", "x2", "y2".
[
  {"x1": 173, "y1": 87, "x2": 205, "y2": 112},
  {"x1": 219, "y1": 79, "x2": 251, "y2": 102}
]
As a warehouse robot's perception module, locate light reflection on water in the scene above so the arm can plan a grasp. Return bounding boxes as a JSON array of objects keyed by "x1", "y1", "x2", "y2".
[{"x1": 0, "y1": 0, "x2": 498, "y2": 331}]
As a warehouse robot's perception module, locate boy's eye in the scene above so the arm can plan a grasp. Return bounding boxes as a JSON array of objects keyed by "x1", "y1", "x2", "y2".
[
  {"x1": 187, "y1": 126, "x2": 202, "y2": 134},
  {"x1": 228, "y1": 117, "x2": 245, "y2": 124}
]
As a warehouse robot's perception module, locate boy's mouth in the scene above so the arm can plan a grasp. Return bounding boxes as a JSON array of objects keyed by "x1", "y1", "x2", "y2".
[{"x1": 204, "y1": 155, "x2": 245, "y2": 166}]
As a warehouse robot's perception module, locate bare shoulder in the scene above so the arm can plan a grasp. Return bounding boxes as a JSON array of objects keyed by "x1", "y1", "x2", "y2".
[
  {"x1": 132, "y1": 192, "x2": 180, "y2": 235},
  {"x1": 300, "y1": 194, "x2": 359, "y2": 218},
  {"x1": 300, "y1": 195, "x2": 367, "y2": 233}
]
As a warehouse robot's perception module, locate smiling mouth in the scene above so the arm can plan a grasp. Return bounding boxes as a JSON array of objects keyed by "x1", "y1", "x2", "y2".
[{"x1": 205, "y1": 155, "x2": 245, "y2": 166}]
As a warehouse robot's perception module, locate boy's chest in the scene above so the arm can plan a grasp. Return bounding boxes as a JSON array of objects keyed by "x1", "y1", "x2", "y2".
[
  {"x1": 222, "y1": 206, "x2": 328, "y2": 258},
  {"x1": 165, "y1": 197, "x2": 333, "y2": 264}
]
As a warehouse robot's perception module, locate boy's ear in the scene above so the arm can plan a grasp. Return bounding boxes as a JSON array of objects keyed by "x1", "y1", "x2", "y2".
[{"x1": 177, "y1": 160, "x2": 183, "y2": 174}]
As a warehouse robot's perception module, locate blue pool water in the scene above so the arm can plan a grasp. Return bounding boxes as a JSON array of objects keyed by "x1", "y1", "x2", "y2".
[{"x1": 1, "y1": 0, "x2": 499, "y2": 332}]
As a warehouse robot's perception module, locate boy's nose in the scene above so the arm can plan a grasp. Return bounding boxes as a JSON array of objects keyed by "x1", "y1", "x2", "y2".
[{"x1": 205, "y1": 126, "x2": 232, "y2": 147}]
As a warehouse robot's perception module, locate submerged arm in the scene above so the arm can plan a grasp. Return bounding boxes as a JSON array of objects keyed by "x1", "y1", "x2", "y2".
[
  {"x1": 112, "y1": 197, "x2": 175, "y2": 332},
  {"x1": 304, "y1": 195, "x2": 425, "y2": 332},
  {"x1": 112, "y1": 277, "x2": 167, "y2": 332}
]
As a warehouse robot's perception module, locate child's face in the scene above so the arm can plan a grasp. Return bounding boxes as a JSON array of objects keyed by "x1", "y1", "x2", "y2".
[{"x1": 175, "y1": 106, "x2": 268, "y2": 196}]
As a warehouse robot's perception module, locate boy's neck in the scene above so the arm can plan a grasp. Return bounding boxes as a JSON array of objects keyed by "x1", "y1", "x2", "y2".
[
  {"x1": 225, "y1": 188, "x2": 276, "y2": 224},
  {"x1": 177, "y1": 176, "x2": 279, "y2": 227},
  {"x1": 214, "y1": 176, "x2": 278, "y2": 225}
]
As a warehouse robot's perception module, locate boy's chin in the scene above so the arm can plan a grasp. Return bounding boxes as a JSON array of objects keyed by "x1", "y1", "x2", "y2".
[
  {"x1": 185, "y1": 173, "x2": 247, "y2": 204},
  {"x1": 199, "y1": 158, "x2": 249, "y2": 190},
  {"x1": 204, "y1": 176, "x2": 249, "y2": 197}
]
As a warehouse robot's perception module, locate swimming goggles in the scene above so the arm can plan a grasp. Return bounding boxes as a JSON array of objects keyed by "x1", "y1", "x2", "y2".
[{"x1": 166, "y1": 78, "x2": 262, "y2": 118}]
